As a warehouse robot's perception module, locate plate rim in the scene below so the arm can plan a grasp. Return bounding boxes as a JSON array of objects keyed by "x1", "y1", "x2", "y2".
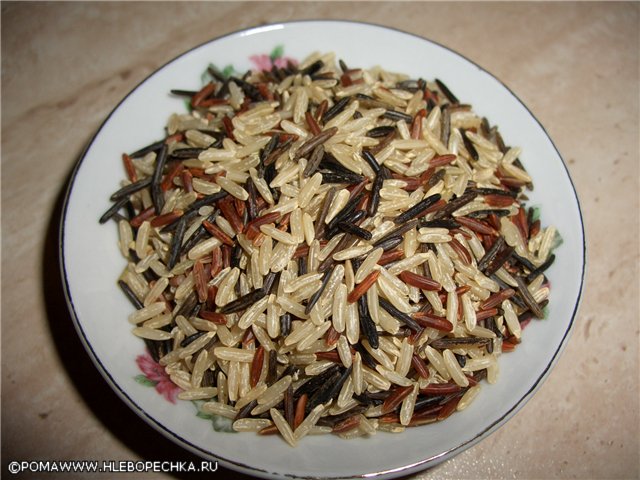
[{"x1": 58, "y1": 19, "x2": 587, "y2": 480}]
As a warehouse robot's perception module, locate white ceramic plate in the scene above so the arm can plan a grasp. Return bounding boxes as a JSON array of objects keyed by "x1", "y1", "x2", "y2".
[{"x1": 60, "y1": 20, "x2": 585, "y2": 480}]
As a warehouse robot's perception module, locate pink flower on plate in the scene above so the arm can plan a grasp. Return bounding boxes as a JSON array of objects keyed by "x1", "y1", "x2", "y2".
[
  {"x1": 249, "y1": 54, "x2": 276, "y2": 72},
  {"x1": 135, "y1": 351, "x2": 181, "y2": 404},
  {"x1": 249, "y1": 46, "x2": 297, "y2": 72}
]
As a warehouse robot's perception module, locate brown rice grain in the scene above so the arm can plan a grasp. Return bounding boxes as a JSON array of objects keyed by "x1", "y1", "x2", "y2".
[
  {"x1": 178, "y1": 387, "x2": 218, "y2": 401},
  {"x1": 293, "y1": 404, "x2": 325, "y2": 441},
  {"x1": 270, "y1": 408, "x2": 297, "y2": 447},
  {"x1": 354, "y1": 248, "x2": 384, "y2": 283},
  {"x1": 213, "y1": 347, "x2": 255, "y2": 363},
  {"x1": 443, "y1": 349, "x2": 470, "y2": 387},
  {"x1": 400, "y1": 383, "x2": 419, "y2": 426},
  {"x1": 128, "y1": 302, "x2": 166, "y2": 325},
  {"x1": 132, "y1": 326, "x2": 172, "y2": 341},
  {"x1": 257, "y1": 375, "x2": 293, "y2": 405},
  {"x1": 201, "y1": 401, "x2": 237, "y2": 419},
  {"x1": 233, "y1": 418, "x2": 273, "y2": 432},
  {"x1": 424, "y1": 346, "x2": 451, "y2": 380}
]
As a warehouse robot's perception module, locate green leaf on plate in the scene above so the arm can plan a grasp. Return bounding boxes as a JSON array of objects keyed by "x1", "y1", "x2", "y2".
[
  {"x1": 134, "y1": 374, "x2": 157, "y2": 387},
  {"x1": 530, "y1": 206, "x2": 541, "y2": 223},
  {"x1": 211, "y1": 414, "x2": 236, "y2": 433},
  {"x1": 550, "y1": 229, "x2": 564, "y2": 252},
  {"x1": 270, "y1": 45, "x2": 284, "y2": 61},
  {"x1": 221, "y1": 64, "x2": 235, "y2": 79},
  {"x1": 191, "y1": 400, "x2": 219, "y2": 424},
  {"x1": 542, "y1": 305, "x2": 550, "y2": 320},
  {"x1": 196, "y1": 411, "x2": 214, "y2": 420}
]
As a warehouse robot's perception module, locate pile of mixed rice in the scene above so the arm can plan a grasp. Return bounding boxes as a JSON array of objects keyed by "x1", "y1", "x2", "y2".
[{"x1": 100, "y1": 52, "x2": 557, "y2": 444}]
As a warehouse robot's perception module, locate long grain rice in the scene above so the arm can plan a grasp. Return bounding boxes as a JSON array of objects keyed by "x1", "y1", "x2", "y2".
[
  {"x1": 270, "y1": 408, "x2": 297, "y2": 447},
  {"x1": 107, "y1": 51, "x2": 557, "y2": 446},
  {"x1": 400, "y1": 383, "x2": 419, "y2": 426},
  {"x1": 128, "y1": 302, "x2": 166, "y2": 324},
  {"x1": 354, "y1": 248, "x2": 384, "y2": 283},
  {"x1": 178, "y1": 387, "x2": 218, "y2": 401},
  {"x1": 201, "y1": 401, "x2": 237, "y2": 419},
  {"x1": 233, "y1": 418, "x2": 273, "y2": 432},
  {"x1": 443, "y1": 349, "x2": 470, "y2": 387},
  {"x1": 293, "y1": 404, "x2": 325, "y2": 441},
  {"x1": 213, "y1": 347, "x2": 255, "y2": 363},
  {"x1": 132, "y1": 326, "x2": 172, "y2": 341}
]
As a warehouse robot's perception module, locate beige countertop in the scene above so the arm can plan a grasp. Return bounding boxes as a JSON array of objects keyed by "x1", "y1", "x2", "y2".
[{"x1": 2, "y1": 2, "x2": 638, "y2": 479}]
